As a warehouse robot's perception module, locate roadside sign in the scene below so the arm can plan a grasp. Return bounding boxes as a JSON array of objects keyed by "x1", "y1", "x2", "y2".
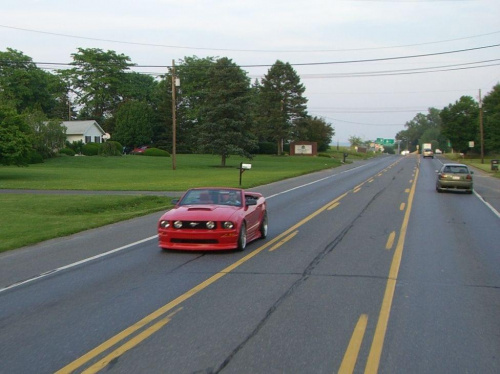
[{"x1": 375, "y1": 138, "x2": 395, "y2": 145}]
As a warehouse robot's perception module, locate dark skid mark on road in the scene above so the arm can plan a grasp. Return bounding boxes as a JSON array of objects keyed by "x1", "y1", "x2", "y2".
[{"x1": 211, "y1": 189, "x2": 386, "y2": 373}]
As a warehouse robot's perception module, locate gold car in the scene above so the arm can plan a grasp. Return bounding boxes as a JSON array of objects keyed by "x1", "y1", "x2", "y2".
[
  {"x1": 423, "y1": 148, "x2": 434, "y2": 158},
  {"x1": 436, "y1": 163, "x2": 473, "y2": 194}
]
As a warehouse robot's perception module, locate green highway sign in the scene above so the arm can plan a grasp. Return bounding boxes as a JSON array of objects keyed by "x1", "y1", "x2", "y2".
[{"x1": 375, "y1": 138, "x2": 395, "y2": 145}]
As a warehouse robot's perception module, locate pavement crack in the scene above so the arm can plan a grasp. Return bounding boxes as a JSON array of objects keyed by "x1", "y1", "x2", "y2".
[{"x1": 212, "y1": 188, "x2": 386, "y2": 373}]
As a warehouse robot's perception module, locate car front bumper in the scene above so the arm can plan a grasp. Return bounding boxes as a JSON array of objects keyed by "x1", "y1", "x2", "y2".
[{"x1": 158, "y1": 228, "x2": 239, "y2": 251}]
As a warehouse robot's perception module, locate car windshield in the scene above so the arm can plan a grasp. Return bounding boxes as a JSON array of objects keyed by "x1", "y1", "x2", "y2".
[{"x1": 179, "y1": 189, "x2": 242, "y2": 207}]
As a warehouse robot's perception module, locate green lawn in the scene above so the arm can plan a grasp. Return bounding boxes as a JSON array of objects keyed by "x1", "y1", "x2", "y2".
[
  {"x1": 443, "y1": 153, "x2": 500, "y2": 177},
  {"x1": 0, "y1": 153, "x2": 345, "y2": 191},
  {"x1": 0, "y1": 194, "x2": 171, "y2": 252},
  {"x1": 0, "y1": 152, "x2": 355, "y2": 252}
]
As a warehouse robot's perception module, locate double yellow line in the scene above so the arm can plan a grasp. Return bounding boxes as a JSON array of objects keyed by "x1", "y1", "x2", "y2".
[{"x1": 340, "y1": 163, "x2": 419, "y2": 374}]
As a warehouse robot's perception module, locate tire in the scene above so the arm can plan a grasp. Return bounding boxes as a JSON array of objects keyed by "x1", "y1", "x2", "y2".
[
  {"x1": 237, "y1": 222, "x2": 247, "y2": 251},
  {"x1": 259, "y1": 212, "x2": 268, "y2": 239}
]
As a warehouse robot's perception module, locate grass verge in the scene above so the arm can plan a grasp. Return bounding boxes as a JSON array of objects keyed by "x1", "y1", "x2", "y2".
[
  {"x1": 0, "y1": 153, "x2": 349, "y2": 190},
  {"x1": 0, "y1": 194, "x2": 173, "y2": 253},
  {"x1": 443, "y1": 153, "x2": 500, "y2": 177}
]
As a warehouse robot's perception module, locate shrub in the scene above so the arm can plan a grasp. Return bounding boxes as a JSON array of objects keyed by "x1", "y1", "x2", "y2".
[
  {"x1": 27, "y1": 151, "x2": 44, "y2": 164},
  {"x1": 82, "y1": 143, "x2": 100, "y2": 156},
  {"x1": 99, "y1": 141, "x2": 123, "y2": 156},
  {"x1": 59, "y1": 148, "x2": 76, "y2": 156},
  {"x1": 66, "y1": 140, "x2": 84, "y2": 154},
  {"x1": 258, "y1": 142, "x2": 277, "y2": 154},
  {"x1": 318, "y1": 153, "x2": 331, "y2": 158},
  {"x1": 153, "y1": 140, "x2": 171, "y2": 152},
  {"x1": 143, "y1": 147, "x2": 170, "y2": 157}
]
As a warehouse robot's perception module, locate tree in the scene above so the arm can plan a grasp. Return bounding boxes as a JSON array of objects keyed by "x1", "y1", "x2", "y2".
[
  {"x1": 113, "y1": 101, "x2": 155, "y2": 148},
  {"x1": 196, "y1": 57, "x2": 256, "y2": 166},
  {"x1": 59, "y1": 48, "x2": 134, "y2": 129},
  {"x1": 0, "y1": 48, "x2": 67, "y2": 118},
  {"x1": 174, "y1": 56, "x2": 218, "y2": 152},
  {"x1": 396, "y1": 107, "x2": 443, "y2": 152},
  {"x1": 440, "y1": 96, "x2": 479, "y2": 154},
  {"x1": 482, "y1": 83, "x2": 500, "y2": 153},
  {"x1": 119, "y1": 72, "x2": 157, "y2": 102},
  {"x1": 23, "y1": 110, "x2": 67, "y2": 158},
  {"x1": 259, "y1": 61, "x2": 308, "y2": 155},
  {"x1": 0, "y1": 106, "x2": 32, "y2": 166},
  {"x1": 348, "y1": 135, "x2": 363, "y2": 147},
  {"x1": 294, "y1": 116, "x2": 335, "y2": 152}
]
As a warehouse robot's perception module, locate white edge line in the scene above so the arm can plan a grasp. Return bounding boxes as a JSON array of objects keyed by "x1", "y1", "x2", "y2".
[
  {"x1": 437, "y1": 158, "x2": 500, "y2": 218},
  {"x1": 266, "y1": 163, "x2": 370, "y2": 199},
  {"x1": 0, "y1": 235, "x2": 158, "y2": 294},
  {"x1": 474, "y1": 190, "x2": 500, "y2": 218}
]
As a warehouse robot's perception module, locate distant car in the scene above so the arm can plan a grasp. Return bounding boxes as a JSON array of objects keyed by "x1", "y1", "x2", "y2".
[
  {"x1": 435, "y1": 149, "x2": 443, "y2": 154},
  {"x1": 131, "y1": 146, "x2": 149, "y2": 154},
  {"x1": 401, "y1": 150, "x2": 410, "y2": 155},
  {"x1": 423, "y1": 148, "x2": 434, "y2": 158},
  {"x1": 158, "y1": 187, "x2": 268, "y2": 251},
  {"x1": 436, "y1": 163, "x2": 474, "y2": 194}
]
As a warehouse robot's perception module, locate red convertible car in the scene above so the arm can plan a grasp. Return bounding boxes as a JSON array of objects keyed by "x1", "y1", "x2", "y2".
[{"x1": 158, "y1": 187, "x2": 268, "y2": 251}]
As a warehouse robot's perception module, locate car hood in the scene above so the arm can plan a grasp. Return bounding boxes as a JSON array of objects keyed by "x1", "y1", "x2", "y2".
[{"x1": 160, "y1": 205, "x2": 240, "y2": 221}]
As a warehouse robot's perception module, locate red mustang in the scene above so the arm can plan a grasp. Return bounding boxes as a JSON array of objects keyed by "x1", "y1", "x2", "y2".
[{"x1": 158, "y1": 187, "x2": 268, "y2": 251}]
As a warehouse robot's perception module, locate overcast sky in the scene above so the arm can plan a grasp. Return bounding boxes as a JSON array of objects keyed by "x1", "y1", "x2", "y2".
[{"x1": 1, "y1": 0, "x2": 499, "y2": 144}]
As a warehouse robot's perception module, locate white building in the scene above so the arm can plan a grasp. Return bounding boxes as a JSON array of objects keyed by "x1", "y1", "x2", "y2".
[{"x1": 63, "y1": 120, "x2": 106, "y2": 144}]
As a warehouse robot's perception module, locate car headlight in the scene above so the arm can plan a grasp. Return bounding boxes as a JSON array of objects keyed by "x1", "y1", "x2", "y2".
[
  {"x1": 173, "y1": 220, "x2": 183, "y2": 229},
  {"x1": 223, "y1": 221, "x2": 234, "y2": 229},
  {"x1": 159, "y1": 220, "x2": 170, "y2": 228},
  {"x1": 206, "y1": 221, "x2": 215, "y2": 229}
]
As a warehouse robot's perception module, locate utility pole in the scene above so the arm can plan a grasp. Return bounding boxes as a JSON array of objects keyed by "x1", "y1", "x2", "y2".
[
  {"x1": 171, "y1": 59, "x2": 177, "y2": 170},
  {"x1": 479, "y1": 89, "x2": 484, "y2": 164}
]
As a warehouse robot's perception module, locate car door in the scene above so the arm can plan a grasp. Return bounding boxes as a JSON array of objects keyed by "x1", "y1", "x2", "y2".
[{"x1": 243, "y1": 194, "x2": 262, "y2": 235}]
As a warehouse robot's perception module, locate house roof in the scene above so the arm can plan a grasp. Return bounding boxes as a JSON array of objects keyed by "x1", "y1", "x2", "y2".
[{"x1": 62, "y1": 120, "x2": 105, "y2": 135}]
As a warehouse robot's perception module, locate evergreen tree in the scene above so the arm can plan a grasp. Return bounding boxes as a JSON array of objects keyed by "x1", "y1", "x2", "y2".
[
  {"x1": 196, "y1": 57, "x2": 256, "y2": 166},
  {"x1": 259, "y1": 60, "x2": 308, "y2": 154}
]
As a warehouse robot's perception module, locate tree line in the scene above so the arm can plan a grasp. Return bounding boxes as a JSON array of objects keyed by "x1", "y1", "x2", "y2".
[
  {"x1": 395, "y1": 86, "x2": 500, "y2": 155},
  {"x1": 0, "y1": 48, "x2": 334, "y2": 166}
]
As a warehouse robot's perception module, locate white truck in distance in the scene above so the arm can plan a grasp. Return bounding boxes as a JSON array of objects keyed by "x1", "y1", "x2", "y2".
[{"x1": 422, "y1": 143, "x2": 434, "y2": 158}]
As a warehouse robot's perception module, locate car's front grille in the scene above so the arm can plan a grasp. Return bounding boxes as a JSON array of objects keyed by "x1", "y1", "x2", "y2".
[
  {"x1": 171, "y1": 239, "x2": 218, "y2": 244},
  {"x1": 177, "y1": 221, "x2": 214, "y2": 229}
]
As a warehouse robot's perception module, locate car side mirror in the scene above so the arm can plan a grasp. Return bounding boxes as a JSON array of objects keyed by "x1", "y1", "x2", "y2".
[{"x1": 245, "y1": 199, "x2": 257, "y2": 206}]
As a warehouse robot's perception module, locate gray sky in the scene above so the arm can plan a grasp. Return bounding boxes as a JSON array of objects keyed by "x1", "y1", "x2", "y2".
[{"x1": 1, "y1": 0, "x2": 499, "y2": 144}]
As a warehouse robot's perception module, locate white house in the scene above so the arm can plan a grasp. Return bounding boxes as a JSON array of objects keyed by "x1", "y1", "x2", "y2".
[{"x1": 63, "y1": 120, "x2": 106, "y2": 144}]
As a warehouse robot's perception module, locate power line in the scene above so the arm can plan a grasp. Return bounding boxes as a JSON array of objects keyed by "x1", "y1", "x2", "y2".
[
  {"x1": 241, "y1": 43, "x2": 500, "y2": 67},
  {"x1": 5, "y1": 43, "x2": 499, "y2": 72},
  {"x1": 299, "y1": 61, "x2": 500, "y2": 79},
  {"x1": 319, "y1": 116, "x2": 406, "y2": 126},
  {"x1": 1, "y1": 23, "x2": 498, "y2": 53},
  {"x1": 310, "y1": 108, "x2": 429, "y2": 113}
]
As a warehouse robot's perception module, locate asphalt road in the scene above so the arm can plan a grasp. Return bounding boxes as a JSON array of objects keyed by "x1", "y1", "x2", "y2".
[{"x1": 1, "y1": 155, "x2": 499, "y2": 374}]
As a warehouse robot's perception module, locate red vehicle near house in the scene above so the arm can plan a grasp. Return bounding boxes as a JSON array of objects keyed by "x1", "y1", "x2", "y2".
[
  {"x1": 130, "y1": 145, "x2": 149, "y2": 154},
  {"x1": 158, "y1": 187, "x2": 268, "y2": 251}
]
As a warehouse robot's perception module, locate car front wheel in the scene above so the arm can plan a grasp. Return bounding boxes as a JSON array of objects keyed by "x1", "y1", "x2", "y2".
[
  {"x1": 237, "y1": 222, "x2": 247, "y2": 251},
  {"x1": 259, "y1": 212, "x2": 268, "y2": 239}
]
